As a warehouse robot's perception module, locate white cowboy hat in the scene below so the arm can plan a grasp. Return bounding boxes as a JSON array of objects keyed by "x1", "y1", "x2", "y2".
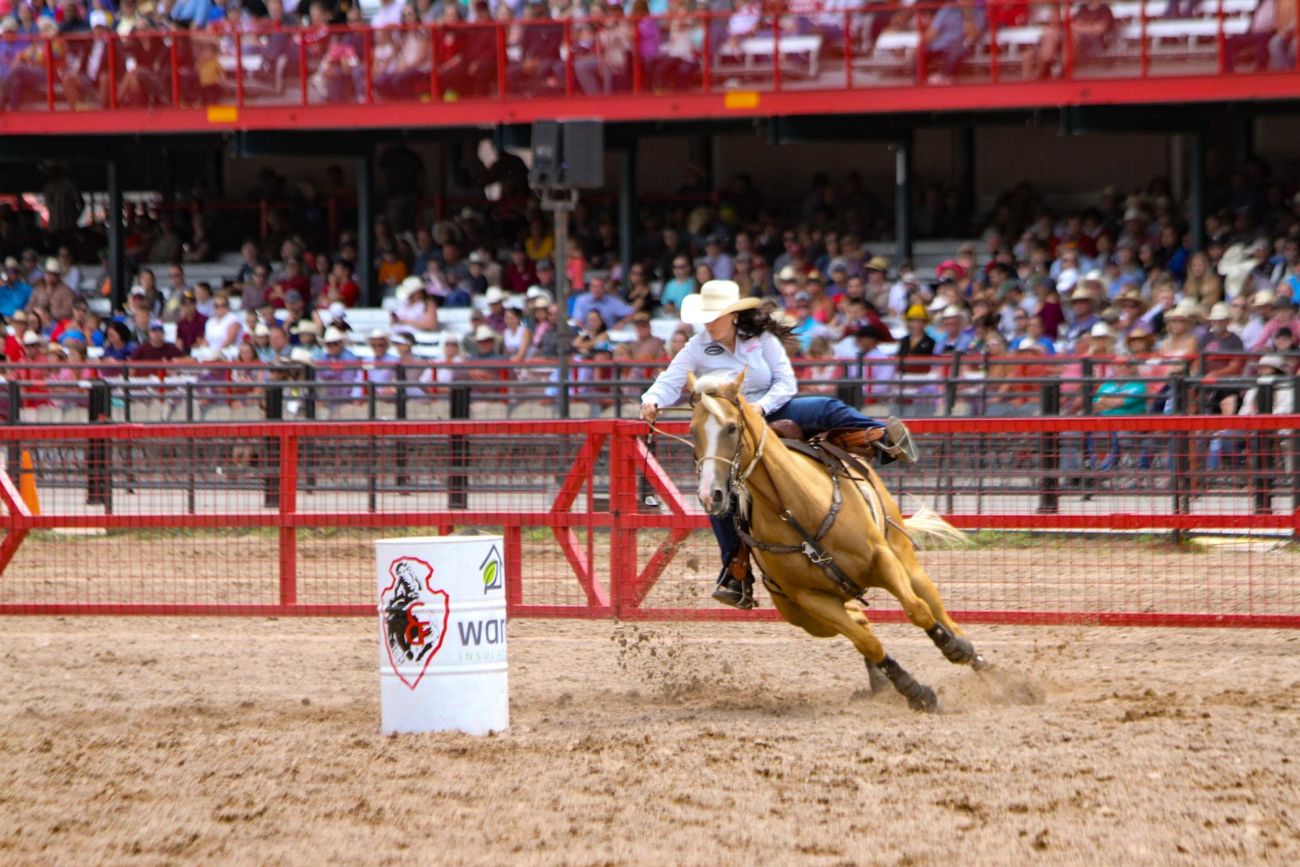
[
  {"x1": 484, "y1": 286, "x2": 508, "y2": 305},
  {"x1": 473, "y1": 325, "x2": 498, "y2": 342},
  {"x1": 679, "y1": 280, "x2": 761, "y2": 325},
  {"x1": 288, "y1": 347, "x2": 315, "y2": 365},
  {"x1": 322, "y1": 326, "x2": 347, "y2": 344},
  {"x1": 1207, "y1": 302, "x2": 1231, "y2": 321},
  {"x1": 1089, "y1": 322, "x2": 1114, "y2": 339},
  {"x1": 1258, "y1": 353, "x2": 1285, "y2": 370},
  {"x1": 396, "y1": 276, "x2": 425, "y2": 303}
]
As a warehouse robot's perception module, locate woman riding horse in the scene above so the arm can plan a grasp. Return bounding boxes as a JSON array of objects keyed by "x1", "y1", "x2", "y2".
[{"x1": 640, "y1": 280, "x2": 915, "y2": 609}]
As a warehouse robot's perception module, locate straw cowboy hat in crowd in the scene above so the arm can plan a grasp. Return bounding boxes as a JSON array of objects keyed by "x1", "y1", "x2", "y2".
[
  {"x1": 1164, "y1": 299, "x2": 1201, "y2": 320},
  {"x1": 680, "y1": 280, "x2": 761, "y2": 325}
]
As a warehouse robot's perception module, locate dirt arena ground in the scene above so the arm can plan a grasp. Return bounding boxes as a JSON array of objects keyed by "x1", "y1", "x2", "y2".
[{"x1": 1, "y1": 618, "x2": 1297, "y2": 865}]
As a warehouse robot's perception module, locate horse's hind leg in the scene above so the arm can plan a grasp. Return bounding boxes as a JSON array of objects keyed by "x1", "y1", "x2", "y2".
[{"x1": 793, "y1": 590, "x2": 939, "y2": 713}]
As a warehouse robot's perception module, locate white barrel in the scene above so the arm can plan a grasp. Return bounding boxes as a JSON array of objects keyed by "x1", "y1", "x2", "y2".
[{"x1": 376, "y1": 535, "x2": 508, "y2": 736}]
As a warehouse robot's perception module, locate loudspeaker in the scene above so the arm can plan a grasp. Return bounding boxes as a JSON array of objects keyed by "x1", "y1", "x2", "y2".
[
  {"x1": 529, "y1": 120, "x2": 604, "y2": 190},
  {"x1": 560, "y1": 121, "x2": 604, "y2": 190},
  {"x1": 529, "y1": 121, "x2": 561, "y2": 189}
]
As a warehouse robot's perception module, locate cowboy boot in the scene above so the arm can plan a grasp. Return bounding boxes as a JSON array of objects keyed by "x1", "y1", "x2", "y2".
[
  {"x1": 711, "y1": 565, "x2": 756, "y2": 609},
  {"x1": 879, "y1": 416, "x2": 918, "y2": 464}
]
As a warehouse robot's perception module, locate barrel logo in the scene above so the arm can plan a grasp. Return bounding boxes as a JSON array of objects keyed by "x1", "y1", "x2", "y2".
[
  {"x1": 380, "y1": 556, "x2": 450, "y2": 690},
  {"x1": 480, "y1": 544, "x2": 504, "y2": 594}
]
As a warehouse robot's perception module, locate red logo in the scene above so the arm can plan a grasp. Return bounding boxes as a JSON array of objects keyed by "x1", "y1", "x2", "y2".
[{"x1": 379, "y1": 556, "x2": 450, "y2": 690}]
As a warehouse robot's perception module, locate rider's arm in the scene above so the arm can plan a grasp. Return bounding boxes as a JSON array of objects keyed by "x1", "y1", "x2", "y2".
[
  {"x1": 641, "y1": 336, "x2": 699, "y2": 409},
  {"x1": 754, "y1": 331, "x2": 797, "y2": 417}
]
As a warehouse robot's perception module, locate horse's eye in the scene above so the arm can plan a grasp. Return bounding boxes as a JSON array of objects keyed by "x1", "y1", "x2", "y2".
[{"x1": 727, "y1": 422, "x2": 738, "y2": 434}]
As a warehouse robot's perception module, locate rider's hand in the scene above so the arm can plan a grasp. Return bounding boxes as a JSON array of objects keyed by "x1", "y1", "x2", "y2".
[{"x1": 640, "y1": 403, "x2": 659, "y2": 422}]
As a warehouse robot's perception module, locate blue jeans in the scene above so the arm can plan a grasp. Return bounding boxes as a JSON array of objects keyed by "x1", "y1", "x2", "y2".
[{"x1": 709, "y1": 396, "x2": 884, "y2": 572}]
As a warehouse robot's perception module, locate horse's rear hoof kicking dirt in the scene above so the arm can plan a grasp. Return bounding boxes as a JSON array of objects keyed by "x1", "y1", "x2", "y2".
[{"x1": 688, "y1": 371, "x2": 990, "y2": 713}]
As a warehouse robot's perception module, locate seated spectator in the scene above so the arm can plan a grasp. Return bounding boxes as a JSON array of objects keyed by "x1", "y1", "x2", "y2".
[
  {"x1": 628, "y1": 312, "x2": 665, "y2": 360},
  {"x1": 117, "y1": 13, "x2": 170, "y2": 107},
  {"x1": 508, "y1": 2, "x2": 563, "y2": 95},
  {"x1": 1270, "y1": 0, "x2": 1296, "y2": 70},
  {"x1": 391, "y1": 277, "x2": 439, "y2": 332},
  {"x1": 933, "y1": 305, "x2": 973, "y2": 354},
  {"x1": 1241, "y1": 354, "x2": 1295, "y2": 414},
  {"x1": 572, "y1": 276, "x2": 633, "y2": 329},
  {"x1": 1027, "y1": 0, "x2": 1113, "y2": 80},
  {"x1": 376, "y1": 5, "x2": 431, "y2": 101},
  {"x1": 501, "y1": 303, "x2": 532, "y2": 362},
  {"x1": 571, "y1": 309, "x2": 609, "y2": 357},
  {"x1": 203, "y1": 293, "x2": 243, "y2": 353},
  {"x1": 2, "y1": 18, "x2": 58, "y2": 110},
  {"x1": 652, "y1": 0, "x2": 698, "y2": 90},
  {"x1": 131, "y1": 320, "x2": 185, "y2": 362},
  {"x1": 798, "y1": 335, "x2": 839, "y2": 395},
  {"x1": 62, "y1": 10, "x2": 114, "y2": 109},
  {"x1": 922, "y1": 0, "x2": 985, "y2": 85},
  {"x1": 316, "y1": 326, "x2": 362, "y2": 400}
]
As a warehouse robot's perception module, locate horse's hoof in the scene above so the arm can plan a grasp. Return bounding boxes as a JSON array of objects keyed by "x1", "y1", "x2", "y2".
[
  {"x1": 907, "y1": 686, "x2": 940, "y2": 713},
  {"x1": 971, "y1": 654, "x2": 991, "y2": 672}
]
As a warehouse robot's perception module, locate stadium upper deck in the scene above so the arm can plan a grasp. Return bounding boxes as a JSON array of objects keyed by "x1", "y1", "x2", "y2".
[{"x1": 1, "y1": 1, "x2": 1298, "y2": 136}]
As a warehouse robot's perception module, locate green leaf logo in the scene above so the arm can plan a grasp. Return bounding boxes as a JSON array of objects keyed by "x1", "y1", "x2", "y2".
[{"x1": 482, "y1": 560, "x2": 497, "y2": 589}]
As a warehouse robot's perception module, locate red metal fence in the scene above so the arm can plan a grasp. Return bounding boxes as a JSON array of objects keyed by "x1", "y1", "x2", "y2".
[
  {"x1": 0, "y1": 415, "x2": 1296, "y2": 626},
  {"x1": 4, "y1": 1, "x2": 1300, "y2": 133}
]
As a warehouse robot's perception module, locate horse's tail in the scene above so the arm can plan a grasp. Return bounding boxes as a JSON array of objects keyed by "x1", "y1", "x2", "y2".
[{"x1": 901, "y1": 503, "x2": 971, "y2": 549}]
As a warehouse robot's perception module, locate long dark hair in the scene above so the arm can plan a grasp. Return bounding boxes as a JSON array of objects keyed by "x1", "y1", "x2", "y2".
[{"x1": 735, "y1": 306, "x2": 797, "y2": 354}]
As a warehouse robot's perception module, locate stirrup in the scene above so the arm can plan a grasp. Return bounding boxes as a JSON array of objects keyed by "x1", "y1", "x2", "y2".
[
  {"x1": 876, "y1": 416, "x2": 918, "y2": 464},
  {"x1": 711, "y1": 573, "x2": 757, "y2": 610}
]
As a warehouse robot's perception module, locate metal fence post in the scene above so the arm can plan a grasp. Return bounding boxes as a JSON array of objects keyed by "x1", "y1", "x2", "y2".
[
  {"x1": 87, "y1": 381, "x2": 112, "y2": 511},
  {"x1": 6, "y1": 380, "x2": 19, "y2": 474},
  {"x1": 1169, "y1": 374, "x2": 1191, "y2": 533},
  {"x1": 449, "y1": 385, "x2": 471, "y2": 510},
  {"x1": 1037, "y1": 382, "x2": 1060, "y2": 514},
  {"x1": 395, "y1": 365, "x2": 408, "y2": 492},
  {"x1": 263, "y1": 385, "x2": 282, "y2": 508},
  {"x1": 1252, "y1": 383, "x2": 1275, "y2": 515}
]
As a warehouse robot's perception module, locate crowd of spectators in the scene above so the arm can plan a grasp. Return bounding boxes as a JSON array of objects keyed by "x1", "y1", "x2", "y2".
[
  {"x1": 2, "y1": 142, "x2": 1300, "y2": 423},
  {"x1": 1, "y1": 0, "x2": 1290, "y2": 111}
]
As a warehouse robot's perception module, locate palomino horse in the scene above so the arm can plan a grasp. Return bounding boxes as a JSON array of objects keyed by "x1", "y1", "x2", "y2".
[{"x1": 686, "y1": 370, "x2": 987, "y2": 712}]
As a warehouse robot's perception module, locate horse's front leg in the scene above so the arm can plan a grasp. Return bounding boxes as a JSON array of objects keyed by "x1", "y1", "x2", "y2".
[
  {"x1": 874, "y1": 548, "x2": 989, "y2": 670},
  {"x1": 792, "y1": 590, "x2": 940, "y2": 713}
]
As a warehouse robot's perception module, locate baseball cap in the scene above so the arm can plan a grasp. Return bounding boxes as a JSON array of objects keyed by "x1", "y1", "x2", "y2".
[{"x1": 149, "y1": 319, "x2": 165, "y2": 331}]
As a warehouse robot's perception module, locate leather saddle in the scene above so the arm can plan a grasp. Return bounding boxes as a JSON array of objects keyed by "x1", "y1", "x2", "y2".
[{"x1": 768, "y1": 419, "x2": 884, "y2": 462}]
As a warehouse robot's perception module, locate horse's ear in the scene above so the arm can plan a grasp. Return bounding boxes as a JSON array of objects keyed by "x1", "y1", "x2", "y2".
[
  {"x1": 730, "y1": 366, "x2": 747, "y2": 398},
  {"x1": 685, "y1": 371, "x2": 698, "y2": 394}
]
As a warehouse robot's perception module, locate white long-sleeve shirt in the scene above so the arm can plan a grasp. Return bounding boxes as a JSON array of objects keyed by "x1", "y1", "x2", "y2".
[{"x1": 640, "y1": 330, "x2": 797, "y2": 416}]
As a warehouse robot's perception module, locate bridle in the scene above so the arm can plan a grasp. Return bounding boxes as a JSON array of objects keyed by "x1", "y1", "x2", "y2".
[{"x1": 670, "y1": 392, "x2": 768, "y2": 499}]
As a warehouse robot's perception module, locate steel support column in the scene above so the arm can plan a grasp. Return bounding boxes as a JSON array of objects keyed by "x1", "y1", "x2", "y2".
[
  {"x1": 954, "y1": 125, "x2": 975, "y2": 224},
  {"x1": 1188, "y1": 130, "x2": 1206, "y2": 252},
  {"x1": 106, "y1": 159, "x2": 126, "y2": 312},
  {"x1": 618, "y1": 144, "x2": 636, "y2": 283},
  {"x1": 356, "y1": 149, "x2": 375, "y2": 306},
  {"x1": 895, "y1": 133, "x2": 913, "y2": 262}
]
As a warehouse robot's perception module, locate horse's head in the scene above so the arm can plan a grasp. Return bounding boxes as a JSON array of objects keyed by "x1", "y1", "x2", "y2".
[{"x1": 686, "y1": 368, "x2": 750, "y2": 515}]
